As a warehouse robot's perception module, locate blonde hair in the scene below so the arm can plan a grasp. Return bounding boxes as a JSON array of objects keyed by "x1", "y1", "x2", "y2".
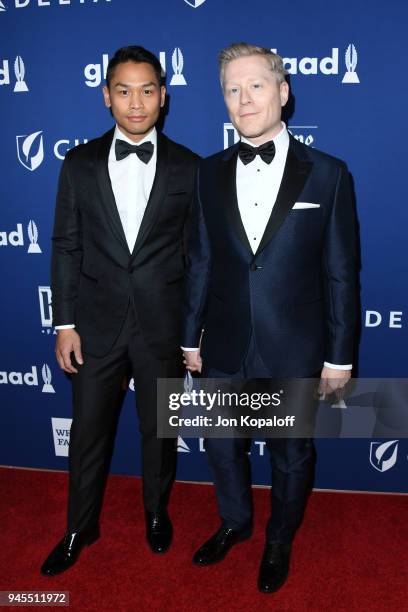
[{"x1": 219, "y1": 42, "x2": 287, "y2": 87}]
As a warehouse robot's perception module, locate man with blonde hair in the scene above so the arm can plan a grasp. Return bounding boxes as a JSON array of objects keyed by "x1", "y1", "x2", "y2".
[{"x1": 183, "y1": 43, "x2": 357, "y2": 593}]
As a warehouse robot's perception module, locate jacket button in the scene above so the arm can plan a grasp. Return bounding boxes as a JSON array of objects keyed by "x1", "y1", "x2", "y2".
[{"x1": 250, "y1": 263, "x2": 258, "y2": 271}]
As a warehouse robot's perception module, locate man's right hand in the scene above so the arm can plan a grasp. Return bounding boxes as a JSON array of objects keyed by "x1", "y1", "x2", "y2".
[
  {"x1": 55, "y1": 329, "x2": 84, "y2": 374},
  {"x1": 183, "y1": 349, "x2": 202, "y2": 373}
]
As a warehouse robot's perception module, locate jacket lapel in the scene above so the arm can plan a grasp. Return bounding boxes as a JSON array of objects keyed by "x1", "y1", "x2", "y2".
[
  {"x1": 256, "y1": 135, "x2": 313, "y2": 255},
  {"x1": 96, "y1": 127, "x2": 130, "y2": 254},
  {"x1": 219, "y1": 144, "x2": 253, "y2": 253},
  {"x1": 131, "y1": 133, "x2": 169, "y2": 258}
]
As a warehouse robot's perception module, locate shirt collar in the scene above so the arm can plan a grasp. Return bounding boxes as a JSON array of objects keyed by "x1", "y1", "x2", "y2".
[{"x1": 240, "y1": 121, "x2": 289, "y2": 156}]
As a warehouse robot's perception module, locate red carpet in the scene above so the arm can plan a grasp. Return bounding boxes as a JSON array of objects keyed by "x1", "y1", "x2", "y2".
[{"x1": 0, "y1": 467, "x2": 406, "y2": 611}]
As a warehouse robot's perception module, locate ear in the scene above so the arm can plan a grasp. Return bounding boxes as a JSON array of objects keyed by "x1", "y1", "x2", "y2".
[
  {"x1": 102, "y1": 85, "x2": 111, "y2": 108},
  {"x1": 279, "y1": 81, "x2": 289, "y2": 107},
  {"x1": 160, "y1": 85, "x2": 166, "y2": 108}
]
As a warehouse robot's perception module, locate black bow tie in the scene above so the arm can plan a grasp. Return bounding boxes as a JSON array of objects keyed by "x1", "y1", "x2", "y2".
[
  {"x1": 238, "y1": 140, "x2": 276, "y2": 165},
  {"x1": 115, "y1": 139, "x2": 154, "y2": 163}
]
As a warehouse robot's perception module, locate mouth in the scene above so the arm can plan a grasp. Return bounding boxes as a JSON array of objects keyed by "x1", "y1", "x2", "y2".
[
  {"x1": 127, "y1": 116, "x2": 147, "y2": 122},
  {"x1": 239, "y1": 112, "x2": 258, "y2": 118}
]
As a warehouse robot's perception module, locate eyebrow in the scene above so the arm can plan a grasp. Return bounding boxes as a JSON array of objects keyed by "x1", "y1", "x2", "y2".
[
  {"x1": 225, "y1": 76, "x2": 266, "y2": 84},
  {"x1": 114, "y1": 81, "x2": 157, "y2": 88}
]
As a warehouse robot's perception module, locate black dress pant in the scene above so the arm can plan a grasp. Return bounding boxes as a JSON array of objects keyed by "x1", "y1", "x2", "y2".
[{"x1": 67, "y1": 303, "x2": 182, "y2": 533}]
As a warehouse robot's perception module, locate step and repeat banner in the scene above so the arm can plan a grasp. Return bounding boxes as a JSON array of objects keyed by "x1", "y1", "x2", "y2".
[{"x1": 1, "y1": 0, "x2": 407, "y2": 493}]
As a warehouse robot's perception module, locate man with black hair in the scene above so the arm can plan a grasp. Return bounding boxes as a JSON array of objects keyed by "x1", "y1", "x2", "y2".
[{"x1": 41, "y1": 46, "x2": 198, "y2": 576}]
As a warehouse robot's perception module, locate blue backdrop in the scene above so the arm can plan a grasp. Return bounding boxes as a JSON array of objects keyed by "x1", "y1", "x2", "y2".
[{"x1": 1, "y1": 0, "x2": 407, "y2": 493}]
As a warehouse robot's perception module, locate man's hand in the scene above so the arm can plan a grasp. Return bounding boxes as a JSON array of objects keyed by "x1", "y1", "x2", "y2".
[
  {"x1": 183, "y1": 349, "x2": 202, "y2": 373},
  {"x1": 55, "y1": 329, "x2": 84, "y2": 374},
  {"x1": 319, "y1": 366, "x2": 351, "y2": 399}
]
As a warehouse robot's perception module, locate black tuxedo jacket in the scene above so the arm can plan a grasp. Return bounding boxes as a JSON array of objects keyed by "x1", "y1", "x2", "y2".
[
  {"x1": 51, "y1": 128, "x2": 198, "y2": 358},
  {"x1": 183, "y1": 135, "x2": 358, "y2": 376}
]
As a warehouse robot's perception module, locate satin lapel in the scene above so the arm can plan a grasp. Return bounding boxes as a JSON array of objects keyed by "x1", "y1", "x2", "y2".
[
  {"x1": 96, "y1": 128, "x2": 130, "y2": 254},
  {"x1": 131, "y1": 134, "x2": 169, "y2": 258},
  {"x1": 220, "y1": 146, "x2": 253, "y2": 253},
  {"x1": 255, "y1": 141, "x2": 313, "y2": 255}
]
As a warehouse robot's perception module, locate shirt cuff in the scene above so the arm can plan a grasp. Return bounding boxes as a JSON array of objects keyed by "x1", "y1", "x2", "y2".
[
  {"x1": 181, "y1": 347, "x2": 199, "y2": 351},
  {"x1": 55, "y1": 324, "x2": 75, "y2": 330},
  {"x1": 323, "y1": 362, "x2": 352, "y2": 370}
]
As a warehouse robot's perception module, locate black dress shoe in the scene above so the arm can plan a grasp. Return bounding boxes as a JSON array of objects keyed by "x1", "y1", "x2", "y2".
[
  {"x1": 40, "y1": 527, "x2": 100, "y2": 577},
  {"x1": 193, "y1": 524, "x2": 252, "y2": 566},
  {"x1": 145, "y1": 511, "x2": 173, "y2": 554},
  {"x1": 257, "y1": 542, "x2": 292, "y2": 593}
]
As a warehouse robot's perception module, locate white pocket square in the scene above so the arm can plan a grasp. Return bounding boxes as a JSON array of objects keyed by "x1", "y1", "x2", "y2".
[{"x1": 292, "y1": 202, "x2": 320, "y2": 209}]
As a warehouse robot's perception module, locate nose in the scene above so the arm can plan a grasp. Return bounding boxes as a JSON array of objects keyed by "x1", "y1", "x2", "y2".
[
  {"x1": 239, "y1": 87, "x2": 252, "y2": 106},
  {"x1": 129, "y1": 91, "x2": 143, "y2": 109}
]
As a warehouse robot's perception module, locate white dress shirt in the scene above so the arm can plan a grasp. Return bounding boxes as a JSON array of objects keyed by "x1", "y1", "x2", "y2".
[
  {"x1": 109, "y1": 125, "x2": 157, "y2": 253},
  {"x1": 183, "y1": 122, "x2": 351, "y2": 370},
  {"x1": 55, "y1": 125, "x2": 157, "y2": 331},
  {"x1": 237, "y1": 122, "x2": 289, "y2": 254}
]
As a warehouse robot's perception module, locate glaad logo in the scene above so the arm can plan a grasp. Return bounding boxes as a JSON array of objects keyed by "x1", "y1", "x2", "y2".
[
  {"x1": 51, "y1": 417, "x2": 72, "y2": 458},
  {"x1": 184, "y1": 0, "x2": 206, "y2": 7},
  {"x1": 0, "y1": 220, "x2": 42, "y2": 252},
  {"x1": 16, "y1": 131, "x2": 44, "y2": 171},
  {"x1": 0, "y1": 56, "x2": 29, "y2": 92},
  {"x1": 158, "y1": 49, "x2": 187, "y2": 87},
  {"x1": 272, "y1": 47, "x2": 338, "y2": 76},
  {"x1": 0, "y1": 1, "x2": 6, "y2": 11},
  {"x1": 0, "y1": 363, "x2": 55, "y2": 392},
  {"x1": 342, "y1": 43, "x2": 360, "y2": 83},
  {"x1": 369, "y1": 440, "x2": 399, "y2": 472},
  {"x1": 42, "y1": 363, "x2": 55, "y2": 393},
  {"x1": 27, "y1": 220, "x2": 41, "y2": 252},
  {"x1": 84, "y1": 53, "x2": 109, "y2": 88},
  {"x1": 0, "y1": 366, "x2": 38, "y2": 386},
  {"x1": 14, "y1": 56, "x2": 28, "y2": 91},
  {"x1": 177, "y1": 436, "x2": 190, "y2": 453},
  {"x1": 85, "y1": 50, "x2": 186, "y2": 88},
  {"x1": 38, "y1": 285, "x2": 55, "y2": 334},
  {"x1": 271, "y1": 44, "x2": 360, "y2": 84},
  {"x1": 170, "y1": 48, "x2": 187, "y2": 86},
  {"x1": 183, "y1": 370, "x2": 194, "y2": 401}
]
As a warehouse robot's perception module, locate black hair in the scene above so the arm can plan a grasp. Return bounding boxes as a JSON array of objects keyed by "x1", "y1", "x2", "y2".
[{"x1": 106, "y1": 46, "x2": 164, "y2": 88}]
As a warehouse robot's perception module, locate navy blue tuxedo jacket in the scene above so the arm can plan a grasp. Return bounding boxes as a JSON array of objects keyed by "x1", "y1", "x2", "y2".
[{"x1": 183, "y1": 135, "x2": 358, "y2": 376}]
